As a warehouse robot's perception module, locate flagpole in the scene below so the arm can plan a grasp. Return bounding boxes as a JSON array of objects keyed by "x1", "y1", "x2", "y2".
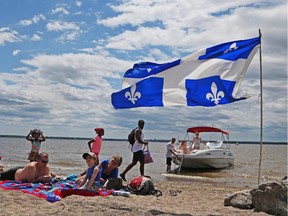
[{"x1": 257, "y1": 29, "x2": 263, "y2": 185}]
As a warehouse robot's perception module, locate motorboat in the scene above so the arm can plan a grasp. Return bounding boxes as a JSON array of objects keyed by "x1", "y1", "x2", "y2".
[{"x1": 172, "y1": 126, "x2": 235, "y2": 169}]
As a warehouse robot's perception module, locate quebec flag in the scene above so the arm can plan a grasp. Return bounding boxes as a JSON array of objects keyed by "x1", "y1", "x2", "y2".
[{"x1": 111, "y1": 37, "x2": 260, "y2": 109}]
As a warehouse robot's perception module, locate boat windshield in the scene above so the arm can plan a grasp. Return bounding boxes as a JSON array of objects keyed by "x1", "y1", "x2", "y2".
[{"x1": 206, "y1": 141, "x2": 223, "y2": 149}]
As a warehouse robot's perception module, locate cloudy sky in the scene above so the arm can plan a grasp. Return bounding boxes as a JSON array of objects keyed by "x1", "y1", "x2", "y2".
[{"x1": 0, "y1": 0, "x2": 287, "y2": 142}]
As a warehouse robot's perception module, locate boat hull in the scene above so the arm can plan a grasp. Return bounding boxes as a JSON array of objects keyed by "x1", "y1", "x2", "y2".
[{"x1": 172, "y1": 149, "x2": 234, "y2": 169}]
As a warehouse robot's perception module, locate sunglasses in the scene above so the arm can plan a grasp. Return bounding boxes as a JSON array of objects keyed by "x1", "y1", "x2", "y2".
[{"x1": 41, "y1": 160, "x2": 49, "y2": 163}]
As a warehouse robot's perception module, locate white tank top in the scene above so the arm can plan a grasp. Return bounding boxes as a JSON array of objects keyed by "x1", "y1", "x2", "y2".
[
  {"x1": 192, "y1": 137, "x2": 201, "y2": 149},
  {"x1": 132, "y1": 128, "x2": 144, "y2": 152}
]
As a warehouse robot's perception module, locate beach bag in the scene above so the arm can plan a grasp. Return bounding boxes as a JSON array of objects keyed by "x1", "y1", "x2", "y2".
[
  {"x1": 127, "y1": 176, "x2": 162, "y2": 196},
  {"x1": 103, "y1": 178, "x2": 123, "y2": 190},
  {"x1": 143, "y1": 147, "x2": 154, "y2": 164}
]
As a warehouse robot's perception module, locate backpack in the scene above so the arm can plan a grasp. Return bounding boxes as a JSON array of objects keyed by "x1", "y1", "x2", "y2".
[
  {"x1": 103, "y1": 177, "x2": 123, "y2": 190},
  {"x1": 128, "y1": 128, "x2": 136, "y2": 145},
  {"x1": 128, "y1": 127, "x2": 138, "y2": 146},
  {"x1": 127, "y1": 176, "x2": 162, "y2": 197}
]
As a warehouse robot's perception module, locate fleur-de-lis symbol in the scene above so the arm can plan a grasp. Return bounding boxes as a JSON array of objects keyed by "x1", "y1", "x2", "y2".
[
  {"x1": 206, "y1": 82, "x2": 224, "y2": 105},
  {"x1": 223, "y1": 42, "x2": 238, "y2": 54},
  {"x1": 125, "y1": 84, "x2": 141, "y2": 104}
]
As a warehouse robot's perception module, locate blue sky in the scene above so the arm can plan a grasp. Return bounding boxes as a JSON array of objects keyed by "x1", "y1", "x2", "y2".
[{"x1": 0, "y1": 0, "x2": 287, "y2": 142}]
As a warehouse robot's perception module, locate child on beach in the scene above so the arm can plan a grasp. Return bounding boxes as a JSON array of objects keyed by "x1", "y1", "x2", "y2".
[
  {"x1": 77, "y1": 152, "x2": 101, "y2": 192},
  {"x1": 76, "y1": 154, "x2": 123, "y2": 188},
  {"x1": 26, "y1": 129, "x2": 46, "y2": 162},
  {"x1": 88, "y1": 128, "x2": 104, "y2": 165}
]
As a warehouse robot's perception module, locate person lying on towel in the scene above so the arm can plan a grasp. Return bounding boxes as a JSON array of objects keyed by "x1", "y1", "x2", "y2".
[{"x1": 0, "y1": 152, "x2": 55, "y2": 183}]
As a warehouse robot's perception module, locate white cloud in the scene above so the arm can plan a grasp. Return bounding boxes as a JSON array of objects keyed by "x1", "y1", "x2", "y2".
[
  {"x1": 58, "y1": 31, "x2": 81, "y2": 41},
  {"x1": 0, "y1": 52, "x2": 128, "y2": 131},
  {"x1": 46, "y1": 21, "x2": 85, "y2": 42},
  {"x1": 0, "y1": 28, "x2": 21, "y2": 46},
  {"x1": 20, "y1": 14, "x2": 46, "y2": 26},
  {"x1": 76, "y1": 1, "x2": 82, "y2": 7},
  {"x1": 19, "y1": 53, "x2": 129, "y2": 82},
  {"x1": 12, "y1": 50, "x2": 21, "y2": 56},
  {"x1": 101, "y1": 1, "x2": 286, "y2": 54},
  {"x1": 13, "y1": 67, "x2": 31, "y2": 72},
  {"x1": 31, "y1": 34, "x2": 41, "y2": 41},
  {"x1": 20, "y1": 20, "x2": 33, "y2": 26},
  {"x1": 105, "y1": 26, "x2": 187, "y2": 50},
  {"x1": 52, "y1": 7, "x2": 69, "y2": 15},
  {"x1": 46, "y1": 21, "x2": 79, "y2": 32}
]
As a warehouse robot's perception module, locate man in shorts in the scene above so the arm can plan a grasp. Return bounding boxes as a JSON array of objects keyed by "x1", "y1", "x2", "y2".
[
  {"x1": 166, "y1": 138, "x2": 179, "y2": 172},
  {"x1": 120, "y1": 120, "x2": 148, "y2": 181}
]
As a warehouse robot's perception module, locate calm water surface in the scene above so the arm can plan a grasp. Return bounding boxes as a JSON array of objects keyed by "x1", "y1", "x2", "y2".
[{"x1": 0, "y1": 138, "x2": 286, "y2": 188}]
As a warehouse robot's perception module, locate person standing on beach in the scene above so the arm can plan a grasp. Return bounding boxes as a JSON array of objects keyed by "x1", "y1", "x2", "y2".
[
  {"x1": 0, "y1": 152, "x2": 55, "y2": 183},
  {"x1": 26, "y1": 129, "x2": 46, "y2": 162},
  {"x1": 88, "y1": 127, "x2": 104, "y2": 165},
  {"x1": 166, "y1": 138, "x2": 179, "y2": 172},
  {"x1": 120, "y1": 120, "x2": 148, "y2": 181}
]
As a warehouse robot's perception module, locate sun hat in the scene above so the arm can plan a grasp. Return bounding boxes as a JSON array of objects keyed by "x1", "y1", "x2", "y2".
[
  {"x1": 94, "y1": 128, "x2": 104, "y2": 134},
  {"x1": 82, "y1": 152, "x2": 97, "y2": 160}
]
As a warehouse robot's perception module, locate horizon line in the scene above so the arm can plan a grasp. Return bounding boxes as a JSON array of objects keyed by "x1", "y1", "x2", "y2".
[{"x1": 0, "y1": 135, "x2": 287, "y2": 144}]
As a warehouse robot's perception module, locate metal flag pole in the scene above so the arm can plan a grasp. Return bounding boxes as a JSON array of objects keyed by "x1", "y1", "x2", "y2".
[{"x1": 257, "y1": 29, "x2": 263, "y2": 185}]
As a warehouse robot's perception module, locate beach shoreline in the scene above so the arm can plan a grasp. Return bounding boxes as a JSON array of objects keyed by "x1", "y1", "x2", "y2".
[{"x1": 0, "y1": 178, "x2": 269, "y2": 216}]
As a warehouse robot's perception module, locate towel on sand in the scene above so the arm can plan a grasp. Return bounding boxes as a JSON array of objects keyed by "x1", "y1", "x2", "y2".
[{"x1": 0, "y1": 174, "x2": 113, "y2": 202}]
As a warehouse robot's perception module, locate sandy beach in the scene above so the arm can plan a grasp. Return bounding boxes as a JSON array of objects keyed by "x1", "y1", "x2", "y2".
[{"x1": 0, "y1": 178, "x2": 269, "y2": 216}]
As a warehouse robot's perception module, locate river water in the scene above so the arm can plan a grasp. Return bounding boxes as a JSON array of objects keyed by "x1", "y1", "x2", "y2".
[{"x1": 0, "y1": 137, "x2": 286, "y2": 188}]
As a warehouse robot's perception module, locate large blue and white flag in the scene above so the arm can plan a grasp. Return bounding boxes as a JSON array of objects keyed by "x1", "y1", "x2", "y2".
[{"x1": 111, "y1": 37, "x2": 260, "y2": 109}]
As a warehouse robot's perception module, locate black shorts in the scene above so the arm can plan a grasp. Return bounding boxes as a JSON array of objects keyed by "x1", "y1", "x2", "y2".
[
  {"x1": 132, "y1": 150, "x2": 144, "y2": 163},
  {"x1": 0, "y1": 167, "x2": 23, "y2": 180},
  {"x1": 166, "y1": 157, "x2": 172, "y2": 165}
]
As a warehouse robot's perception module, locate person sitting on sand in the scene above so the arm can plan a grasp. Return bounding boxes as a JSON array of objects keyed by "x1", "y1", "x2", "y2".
[
  {"x1": 77, "y1": 152, "x2": 101, "y2": 192},
  {"x1": 76, "y1": 154, "x2": 123, "y2": 186},
  {"x1": 99, "y1": 154, "x2": 122, "y2": 184},
  {"x1": 0, "y1": 152, "x2": 55, "y2": 183}
]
